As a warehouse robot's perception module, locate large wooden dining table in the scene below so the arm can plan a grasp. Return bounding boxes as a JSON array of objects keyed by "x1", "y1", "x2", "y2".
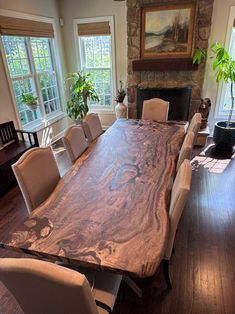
[{"x1": 0, "y1": 119, "x2": 185, "y2": 278}]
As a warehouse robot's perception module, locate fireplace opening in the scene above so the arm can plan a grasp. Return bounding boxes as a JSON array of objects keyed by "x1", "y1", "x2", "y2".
[{"x1": 137, "y1": 87, "x2": 192, "y2": 121}]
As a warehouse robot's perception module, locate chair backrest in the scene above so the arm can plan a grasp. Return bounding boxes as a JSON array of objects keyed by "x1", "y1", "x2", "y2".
[
  {"x1": 142, "y1": 98, "x2": 169, "y2": 122},
  {"x1": 82, "y1": 113, "x2": 103, "y2": 143},
  {"x1": 176, "y1": 131, "x2": 194, "y2": 171},
  {"x1": 187, "y1": 113, "x2": 202, "y2": 135},
  {"x1": 12, "y1": 147, "x2": 60, "y2": 213},
  {"x1": 164, "y1": 159, "x2": 192, "y2": 260},
  {"x1": 0, "y1": 258, "x2": 99, "y2": 314},
  {"x1": 63, "y1": 125, "x2": 88, "y2": 164},
  {"x1": 0, "y1": 121, "x2": 18, "y2": 146}
]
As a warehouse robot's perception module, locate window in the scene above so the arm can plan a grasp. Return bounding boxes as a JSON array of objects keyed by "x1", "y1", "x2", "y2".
[
  {"x1": 215, "y1": 7, "x2": 235, "y2": 119},
  {"x1": 76, "y1": 17, "x2": 116, "y2": 111},
  {"x1": 1, "y1": 35, "x2": 60, "y2": 127},
  {"x1": 0, "y1": 14, "x2": 63, "y2": 128}
]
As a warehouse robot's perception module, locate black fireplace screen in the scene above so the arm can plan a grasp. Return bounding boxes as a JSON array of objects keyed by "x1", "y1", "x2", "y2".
[{"x1": 137, "y1": 87, "x2": 192, "y2": 121}]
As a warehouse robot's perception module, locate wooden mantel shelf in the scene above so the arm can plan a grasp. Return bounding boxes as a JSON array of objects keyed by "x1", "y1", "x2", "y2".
[{"x1": 132, "y1": 58, "x2": 198, "y2": 71}]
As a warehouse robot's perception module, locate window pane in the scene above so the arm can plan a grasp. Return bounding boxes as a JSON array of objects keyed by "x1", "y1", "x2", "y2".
[
  {"x1": 223, "y1": 86, "x2": 232, "y2": 110},
  {"x1": 12, "y1": 78, "x2": 41, "y2": 125},
  {"x1": 39, "y1": 72, "x2": 59, "y2": 114},
  {"x1": 82, "y1": 36, "x2": 111, "y2": 68},
  {"x1": 88, "y1": 69, "x2": 111, "y2": 107},
  {"x1": 80, "y1": 35, "x2": 112, "y2": 107},
  {"x1": 2, "y1": 36, "x2": 30, "y2": 77},
  {"x1": 220, "y1": 28, "x2": 235, "y2": 116},
  {"x1": 31, "y1": 37, "x2": 52, "y2": 72}
]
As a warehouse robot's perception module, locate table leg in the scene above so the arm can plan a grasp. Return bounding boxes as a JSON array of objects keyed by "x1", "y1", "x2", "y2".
[{"x1": 123, "y1": 276, "x2": 143, "y2": 298}]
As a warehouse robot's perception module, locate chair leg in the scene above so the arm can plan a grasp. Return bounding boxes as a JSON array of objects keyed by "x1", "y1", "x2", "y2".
[{"x1": 162, "y1": 259, "x2": 172, "y2": 289}]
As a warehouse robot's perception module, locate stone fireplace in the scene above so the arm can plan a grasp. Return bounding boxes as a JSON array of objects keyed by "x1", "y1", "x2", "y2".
[
  {"x1": 137, "y1": 87, "x2": 192, "y2": 120},
  {"x1": 127, "y1": 0, "x2": 214, "y2": 120}
]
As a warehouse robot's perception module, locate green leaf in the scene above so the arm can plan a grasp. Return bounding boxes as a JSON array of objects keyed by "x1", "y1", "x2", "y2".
[{"x1": 192, "y1": 48, "x2": 206, "y2": 65}]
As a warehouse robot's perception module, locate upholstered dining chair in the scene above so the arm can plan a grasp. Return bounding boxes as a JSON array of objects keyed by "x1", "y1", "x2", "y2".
[
  {"x1": 0, "y1": 258, "x2": 122, "y2": 314},
  {"x1": 163, "y1": 159, "x2": 192, "y2": 289},
  {"x1": 63, "y1": 125, "x2": 88, "y2": 164},
  {"x1": 176, "y1": 131, "x2": 194, "y2": 171},
  {"x1": 12, "y1": 147, "x2": 60, "y2": 213},
  {"x1": 187, "y1": 113, "x2": 202, "y2": 144},
  {"x1": 142, "y1": 98, "x2": 169, "y2": 122},
  {"x1": 82, "y1": 113, "x2": 103, "y2": 143}
]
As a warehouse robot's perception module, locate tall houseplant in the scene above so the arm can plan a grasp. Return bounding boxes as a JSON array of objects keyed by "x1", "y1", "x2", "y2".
[
  {"x1": 210, "y1": 42, "x2": 235, "y2": 151},
  {"x1": 66, "y1": 71, "x2": 99, "y2": 122}
]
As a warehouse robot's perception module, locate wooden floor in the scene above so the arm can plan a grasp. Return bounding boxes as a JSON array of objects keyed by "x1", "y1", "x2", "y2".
[{"x1": 0, "y1": 140, "x2": 235, "y2": 313}]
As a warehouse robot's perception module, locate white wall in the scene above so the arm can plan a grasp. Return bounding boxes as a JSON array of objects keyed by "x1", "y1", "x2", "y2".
[
  {"x1": 58, "y1": 0, "x2": 127, "y2": 127},
  {"x1": 0, "y1": 0, "x2": 70, "y2": 144},
  {"x1": 203, "y1": 0, "x2": 235, "y2": 130}
]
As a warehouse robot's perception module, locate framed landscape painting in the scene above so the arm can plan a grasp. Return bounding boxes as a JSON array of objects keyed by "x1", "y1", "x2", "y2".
[{"x1": 141, "y1": 3, "x2": 196, "y2": 59}]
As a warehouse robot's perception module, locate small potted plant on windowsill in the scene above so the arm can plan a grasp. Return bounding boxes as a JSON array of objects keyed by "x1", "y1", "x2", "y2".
[
  {"x1": 114, "y1": 80, "x2": 127, "y2": 119},
  {"x1": 65, "y1": 71, "x2": 99, "y2": 123},
  {"x1": 22, "y1": 93, "x2": 38, "y2": 111},
  {"x1": 210, "y1": 42, "x2": 235, "y2": 151}
]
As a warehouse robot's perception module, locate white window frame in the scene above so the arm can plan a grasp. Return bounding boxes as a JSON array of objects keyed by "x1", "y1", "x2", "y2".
[
  {"x1": 214, "y1": 6, "x2": 235, "y2": 120},
  {"x1": 0, "y1": 9, "x2": 66, "y2": 131},
  {"x1": 73, "y1": 16, "x2": 117, "y2": 113}
]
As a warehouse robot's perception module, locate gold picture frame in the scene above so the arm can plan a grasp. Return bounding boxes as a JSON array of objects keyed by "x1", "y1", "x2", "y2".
[{"x1": 141, "y1": 2, "x2": 196, "y2": 59}]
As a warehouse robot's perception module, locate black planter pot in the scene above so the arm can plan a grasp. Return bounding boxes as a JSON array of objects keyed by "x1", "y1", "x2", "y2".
[{"x1": 213, "y1": 121, "x2": 235, "y2": 151}]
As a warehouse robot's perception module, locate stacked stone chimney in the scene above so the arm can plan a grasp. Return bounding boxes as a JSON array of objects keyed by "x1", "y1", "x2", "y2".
[{"x1": 127, "y1": 0, "x2": 214, "y2": 119}]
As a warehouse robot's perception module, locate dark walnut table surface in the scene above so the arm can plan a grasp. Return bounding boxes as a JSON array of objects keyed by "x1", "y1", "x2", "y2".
[{"x1": 0, "y1": 119, "x2": 185, "y2": 278}]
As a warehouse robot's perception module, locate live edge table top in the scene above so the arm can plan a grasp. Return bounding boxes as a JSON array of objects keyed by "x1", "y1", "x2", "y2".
[{"x1": 0, "y1": 119, "x2": 185, "y2": 278}]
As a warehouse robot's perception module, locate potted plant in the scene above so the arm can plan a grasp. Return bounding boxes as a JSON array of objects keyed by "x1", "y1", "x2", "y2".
[
  {"x1": 114, "y1": 80, "x2": 127, "y2": 119},
  {"x1": 210, "y1": 42, "x2": 235, "y2": 151},
  {"x1": 21, "y1": 93, "x2": 38, "y2": 111},
  {"x1": 65, "y1": 71, "x2": 99, "y2": 122}
]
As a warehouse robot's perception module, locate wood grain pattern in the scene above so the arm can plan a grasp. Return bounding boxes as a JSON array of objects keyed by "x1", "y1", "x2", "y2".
[{"x1": 0, "y1": 119, "x2": 185, "y2": 278}]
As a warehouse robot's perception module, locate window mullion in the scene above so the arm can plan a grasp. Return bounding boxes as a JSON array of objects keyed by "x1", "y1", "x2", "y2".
[
  {"x1": 26, "y1": 37, "x2": 46, "y2": 119},
  {"x1": 48, "y1": 39, "x2": 61, "y2": 112},
  {"x1": 80, "y1": 38, "x2": 86, "y2": 71}
]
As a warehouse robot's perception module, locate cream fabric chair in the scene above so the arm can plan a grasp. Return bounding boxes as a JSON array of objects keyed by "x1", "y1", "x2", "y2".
[
  {"x1": 176, "y1": 131, "x2": 194, "y2": 171},
  {"x1": 63, "y1": 125, "x2": 88, "y2": 164},
  {"x1": 12, "y1": 147, "x2": 60, "y2": 213},
  {"x1": 0, "y1": 258, "x2": 122, "y2": 314},
  {"x1": 82, "y1": 113, "x2": 103, "y2": 143},
  {"x1": 142, "y1": 98, "x2": 169, "y2": 122},
  {"x1": 187, "y1": 113, "x2": 202, "y2": 144},
  {"x1": 163, "y1": 159, "x2": 192, "y2": 289}
]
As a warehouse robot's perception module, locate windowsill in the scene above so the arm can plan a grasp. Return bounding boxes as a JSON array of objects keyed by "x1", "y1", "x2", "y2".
[
  {"x1": 23, "y1": 111, "x2": 67, "y2": 132},
  {"x1": 214, "y1": 114, "x2": 235, "y2": 121},
  {"x1": 89, "y1": 107, "x2": 115, "y2": 115}
]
